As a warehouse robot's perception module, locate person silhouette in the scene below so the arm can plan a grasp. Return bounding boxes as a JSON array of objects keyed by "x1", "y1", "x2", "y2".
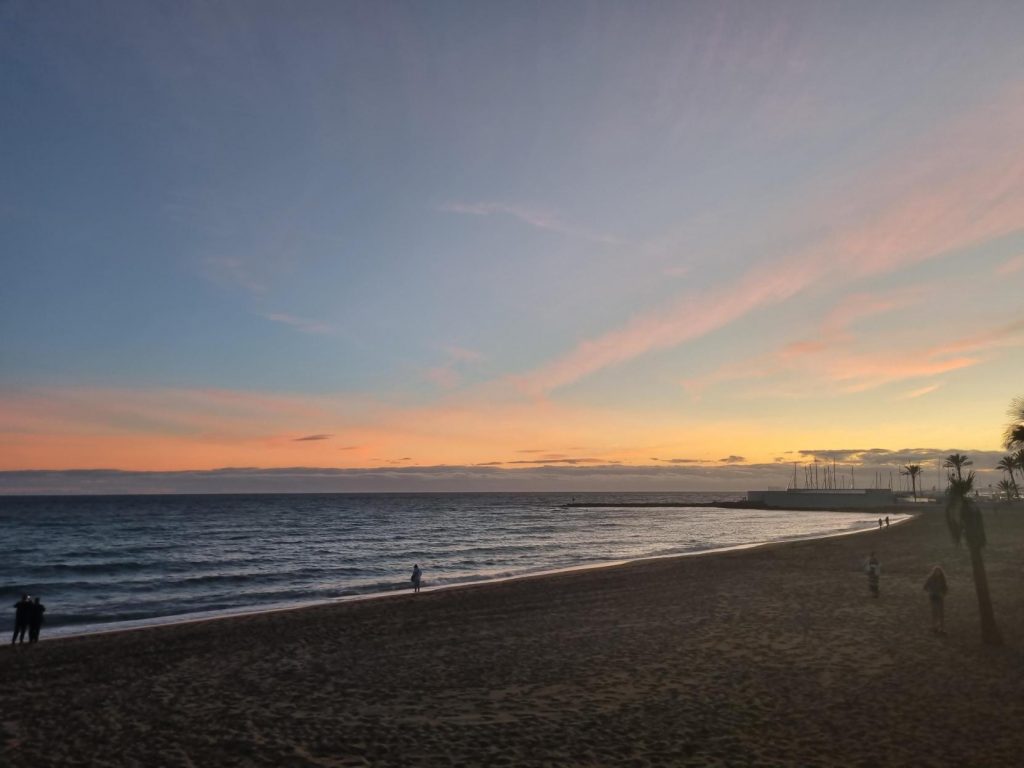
[
  {"x1": 11, "y1": 594, "x2": 30, "y2": 644},
  {"x1": 923, "y1": 566, "x2": 948, "y2": 634},
  {"x1": 28, "y1": 596, "x2": 45, "y2": 643},
  {"x1": 411, "y1": 564, "x2": 422, "y2": 593},
  {"x1": 867, "y1": 553, "x2": 881, "y2": 597}
]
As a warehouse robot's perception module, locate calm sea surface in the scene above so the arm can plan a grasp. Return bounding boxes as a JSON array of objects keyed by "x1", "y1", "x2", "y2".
[{"x1": 1, "y1": 492, "x2": 904, "y2": 637}]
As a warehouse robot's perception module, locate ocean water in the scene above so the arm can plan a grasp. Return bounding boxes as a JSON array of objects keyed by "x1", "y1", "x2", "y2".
[{"x1": 1, "y1": 492, "x2": 904, "y2": 638}]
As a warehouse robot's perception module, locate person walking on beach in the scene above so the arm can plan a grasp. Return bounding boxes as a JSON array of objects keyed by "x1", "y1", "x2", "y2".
[
  {"x1": 923, "y1": 566, "x2": 948, "y2": 634},
  {"x1": 885, "y1": 515, "x2": 890, "y2": 528},
  {"x1": 411, "y1": 564, "x2": 422, "y2": 593},
  {"x1": 11, "y1": 594, "x2": 31, "y2": 644},
  {"x1": 866, "y1": 553, "x2": 880, "y2": 597},
  {"x1": 28, "y1": 596, "x2": 45, "y2": 643}
]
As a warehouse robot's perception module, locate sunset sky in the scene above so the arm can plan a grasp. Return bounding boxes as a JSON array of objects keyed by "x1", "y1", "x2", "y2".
[{"x1": 2, "y1": 2, "x2": 1023, "y2": 493}]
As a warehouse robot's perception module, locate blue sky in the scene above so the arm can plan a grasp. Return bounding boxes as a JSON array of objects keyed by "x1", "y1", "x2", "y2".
[{"x1": 2, "y1": 1, "x2": 1023, "y2": 491}]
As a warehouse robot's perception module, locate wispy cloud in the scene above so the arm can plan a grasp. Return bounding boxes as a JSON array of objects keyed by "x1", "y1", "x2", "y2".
[
  {"x1": 201, "y1": 256, "x2": 266, "y2": 295},
  {"x1": 422, "y1": 345, "x2": 484, "y2": 390},
  {"x1": 293, "y1": 434, "x2": 331, "y2": 441},
  {"x1": 683, "y1": 318, "x2": 1014, "y2": 398},
  {"x1": 263, "y1": 313, "x2": 337, "y2": 335},
  {"x1": 513, "y1": 84, "x2": 1024, "y2": 394},
  {"x1": 898, "y1": 384, "x2": 941, "y2": 400},
  {"x1": 424, "y1": 366, "x2": 461, "y2": 389},
  {"x1": 996, "y1": 254, "x2": 1024, "y2": 275},
  {"x1": 440, "y1": 201, "x2": 621, "y2": 245},
  {"x1": 819, "y1": 287, "x2": 931, "y2": 338},
  {"x1": 444, "y1": 346, "x2": 484, "y2": 363},
  {"x1": 516, "y1": 264, "x2": 811, "y2": 394}
]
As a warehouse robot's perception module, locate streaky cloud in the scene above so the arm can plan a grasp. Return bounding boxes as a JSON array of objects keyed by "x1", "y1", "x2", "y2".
[
  {"x1": 263, "y1": 313, "x2": 336, "y2": 336},
  {"x1": 899, "y1": 384, "x2": 941, "y2": 400},
  {"x1": 439, "y1": 201, "x2": 621, "y2": 245},
  {"x1": 515, "y1": 83, "x2": 1024, "y2": 394}
]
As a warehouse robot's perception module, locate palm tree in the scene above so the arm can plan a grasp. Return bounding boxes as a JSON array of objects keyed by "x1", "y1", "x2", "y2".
[
  {"x1": 995, "y1": 455, "x2": 1020, "y2": 499},
  {"x1": 946, "y1": 470, "x2": 1002, "y2": 646},
  {"x1": 997, "y1": 479, "x2": 1016, "y2": 500},
  {"x1": 1004, "y1": 396, "x2": 1024, "y2": 450},
  {"x1": 943, "y1": 453, "x2": 973, "y2": 483},
  {"x1": 901, "y1": 464, "x2": 922, "y2": 500}
]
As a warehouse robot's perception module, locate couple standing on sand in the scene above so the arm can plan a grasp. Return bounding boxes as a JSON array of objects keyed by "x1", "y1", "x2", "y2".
[
  {"x1": 864, "y1": 554, "x2": 949, "y2": 634},
  {"x1": 11, "y1": 594, "x2": 46, "y2": 644}
]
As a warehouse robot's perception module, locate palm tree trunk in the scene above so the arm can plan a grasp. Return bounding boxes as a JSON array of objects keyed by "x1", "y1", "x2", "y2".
[{"x1": 967, "y1": 542, "x2": 1003, "y2": 646}]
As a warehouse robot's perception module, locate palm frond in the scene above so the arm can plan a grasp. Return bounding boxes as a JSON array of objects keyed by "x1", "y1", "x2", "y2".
[
  {"x1": 946, "y1": 471, "x2": 985, "y2": 548},
  {"x1": 1005, "y1": 396, "x2": 1024, "y2": 449},
  {"x1": 943, "y1": 453, "x2": 972, "y2": 481}
]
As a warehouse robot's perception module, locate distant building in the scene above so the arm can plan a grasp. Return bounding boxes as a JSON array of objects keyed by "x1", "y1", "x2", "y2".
[{"x1": 747, "y1": 488, "x2": 896, "y2": 510}]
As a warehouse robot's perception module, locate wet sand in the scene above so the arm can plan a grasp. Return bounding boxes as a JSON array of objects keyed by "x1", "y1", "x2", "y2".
[{"x1": 3, "y1": 508, "x2": 1024, "y2": 766}]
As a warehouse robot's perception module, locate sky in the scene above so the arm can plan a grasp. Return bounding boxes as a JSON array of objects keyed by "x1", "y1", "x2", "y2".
[{"x1": 2, "y1": 1, "x2": 1023, "y2": 493}]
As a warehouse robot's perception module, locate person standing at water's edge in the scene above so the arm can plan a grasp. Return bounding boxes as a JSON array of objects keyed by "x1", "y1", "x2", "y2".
[
  {"x1": 11, "y1": 594, "x2": 31, "y2": 644},
  {"x1": 411, "y1": 564, "x2": 422, "y2": 593},
  {"x1": 866, "y1": 553, "x2": 880, "y2": 597},
  {"x1": 923, "y1": 566, "x2": 948, "y2": 634},
  {"x1": 28, "y1": 597, "x2": 45, "y2": 643}
]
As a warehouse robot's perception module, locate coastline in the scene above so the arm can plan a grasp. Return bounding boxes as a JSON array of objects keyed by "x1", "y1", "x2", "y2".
[
  {"x1": 3, "y1": 508, "x2": 1022, "y2": 765},
  {"x1": 43, "y1": 509, "x2": 912, "y2": 642}
]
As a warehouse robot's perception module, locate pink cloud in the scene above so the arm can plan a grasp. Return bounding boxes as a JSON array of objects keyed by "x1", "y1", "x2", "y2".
[
  {"x1": 515, "y1": 261, "x2": 813, "y2": 395},
  {"x1": 933, "y1": 318, "x2": 1024, "y2": 356},
  {"x1": 444, "y1": 346, "x2": 484, "y2": 363},
  {"x1": 997, "y1": 254, "x2": 1024, "y2": 276},
  {"x1": 424, "y1": 366, "x2": 461, "y2": 389},
  {"x1": 516, "y1": 84, "x2": 1024, "y2": 394},
  {"x1": 820, "y1": 287, "x2": 931, "y2": 338},
  {"x1": 421, "y1": 346, "x2": 484, "y2": 390},
  {"x1": 826, "y1": 355, "x2": 979, "y2": 393},
  {"x1": 683, "y1": 316, "x2": 1022, "y2": 397},
  {"x1": 899, "y1": 384, "x2": 942, "y2": 400}
]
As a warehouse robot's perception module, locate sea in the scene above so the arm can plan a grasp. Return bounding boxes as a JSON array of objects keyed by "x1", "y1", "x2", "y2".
[{"x1": 1, "y1": 492, "x2": 905, "y2": 638}]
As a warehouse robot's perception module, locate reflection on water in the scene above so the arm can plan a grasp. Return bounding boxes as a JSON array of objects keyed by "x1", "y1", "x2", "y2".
[{"x1": 0, "y1": 492, "x2": 907, "y2": 636}]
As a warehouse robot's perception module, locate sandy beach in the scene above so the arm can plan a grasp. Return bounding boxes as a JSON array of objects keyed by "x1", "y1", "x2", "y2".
[{"x1": 3, "y1": 507, "x2": 1023, "y2": 767}]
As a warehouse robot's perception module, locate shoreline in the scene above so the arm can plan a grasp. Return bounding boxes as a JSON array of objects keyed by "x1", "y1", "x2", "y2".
[
  {"x1": 42, "y1": 511, "x2": 913, "y2": 643},
  {"x1": 4, "y1": 508, "x2": 1022, "y2": 766}
]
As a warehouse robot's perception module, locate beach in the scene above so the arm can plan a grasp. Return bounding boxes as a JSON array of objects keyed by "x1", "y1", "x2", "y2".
[{"x1": 3, "y1": 507, "x2": 1023, "y2": 766}]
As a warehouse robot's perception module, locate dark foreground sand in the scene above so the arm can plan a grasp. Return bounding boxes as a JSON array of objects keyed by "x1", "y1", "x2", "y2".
[{"x1": 3, "y1": 509, "x2": 1024, "y2": 767}]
